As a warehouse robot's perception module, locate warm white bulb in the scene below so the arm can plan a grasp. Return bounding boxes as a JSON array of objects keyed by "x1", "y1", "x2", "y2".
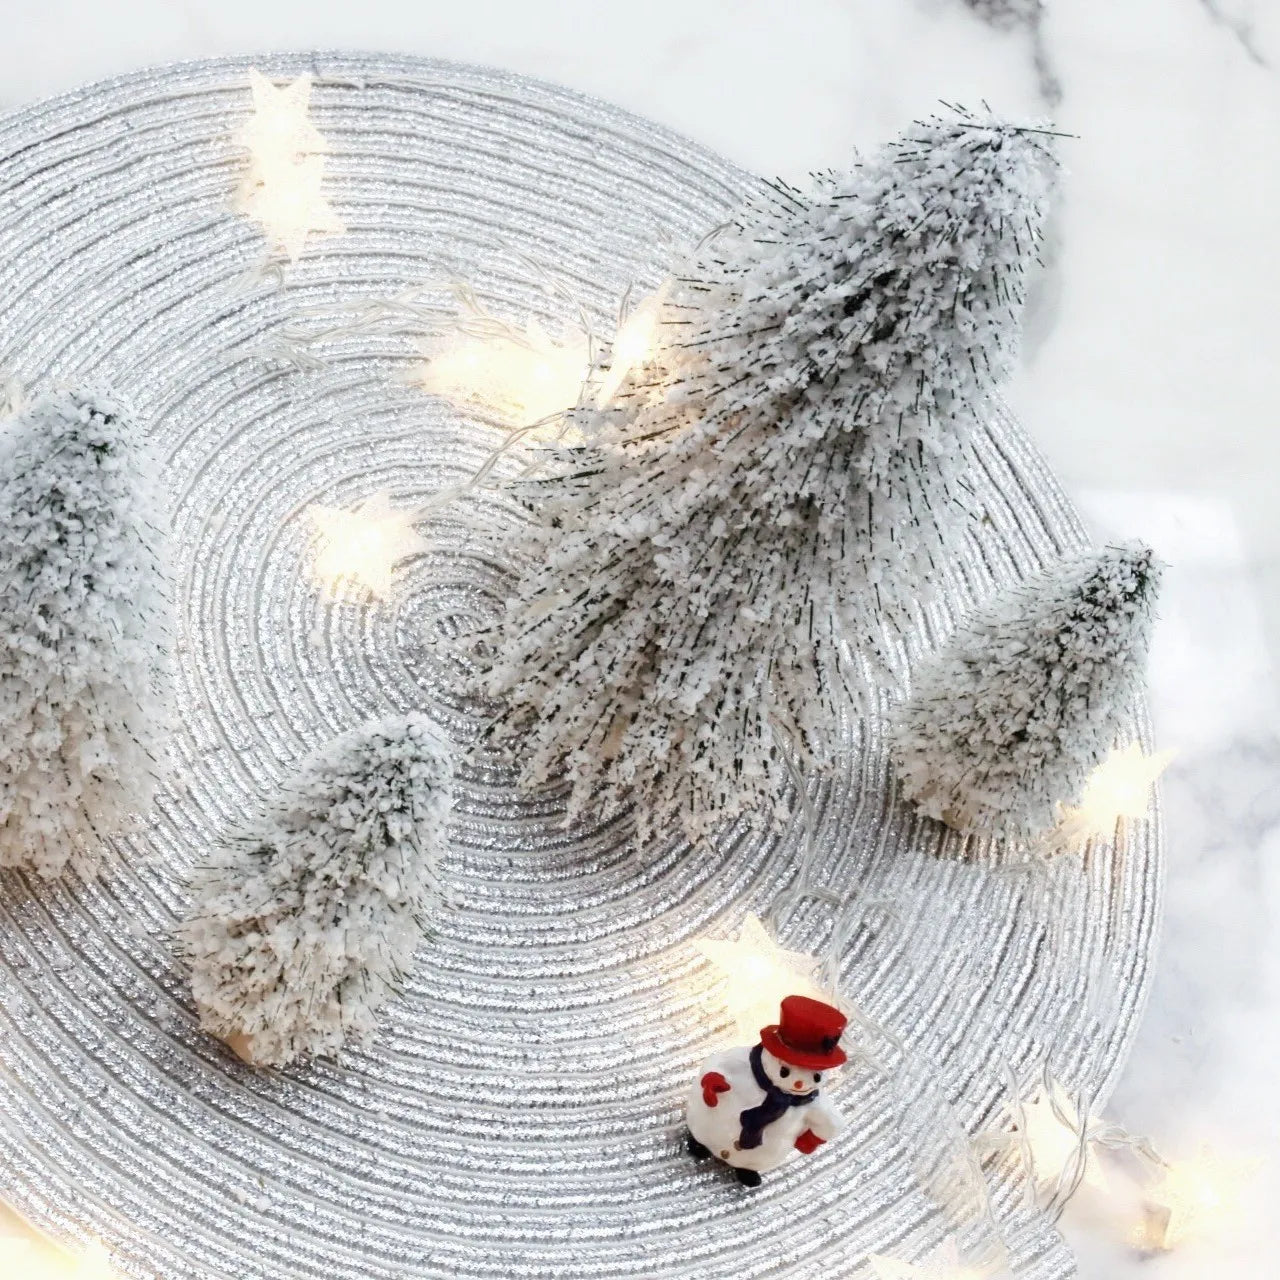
[
  {"x1": 694, "y1": 913, "x2": 827, "y2": 1042},
  {"x1": 1135, "y1": 1148, "x2": 1257, "y2": 1251},
  {"x1": 596, "y1": 286, "x2": 666, "y2": 406},
  {"x1": 74, "y1": 1242, "x2": 120, "y2": 1279},
  {"x1": 235, "y1": 70, "x2": 327, "y2": 175},
  {"x1": 1055, "y1": 744, "x2": 1174, "y2": 845},
  {"x1": 415, "y1": 316, "x2": 590, "y2": 439},
  {"x1": 234, "y1": 70, "x2": 343, "y2": 262},
  {"x1": 1014, "y1": 1086, "x2": 1110, "y2": 1195},
  {"x1": 0, "y1": 1237, "x2": 120, "y2": 1280},
  {"x1": 238, "y1": 154, "x2": 344, "y2": 263},
  {"x1": 308, "y1": 491, "x2": 430, "y2": 599}
]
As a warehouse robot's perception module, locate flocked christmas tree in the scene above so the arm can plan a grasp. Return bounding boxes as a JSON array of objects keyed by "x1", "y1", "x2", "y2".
[
  {"x1": 0, "y1": 388, "x2": 172, "y2": 878},
  {"x1": 181, "y1": 714, "x2": 452, "y2": 1067},
  {"x1": 484, "y1": 107, "x2": 1058, "y2": 839},
  {"x1": 890, "y1": 543, "x2": 1162, "y2": 843}
]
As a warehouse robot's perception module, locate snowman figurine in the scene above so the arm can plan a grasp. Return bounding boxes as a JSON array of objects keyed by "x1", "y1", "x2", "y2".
[{"x1": 685, "y1": 994, "x2": 848, "y2": 1187}]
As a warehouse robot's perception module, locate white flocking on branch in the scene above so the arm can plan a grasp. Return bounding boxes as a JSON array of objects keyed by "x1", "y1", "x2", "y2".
[
  {"x1": 181, "y1": 714, "x2": 453, "y2": 1067},
  {"x1": 0, "y1": 388, "x2": 173, "y2": 878},
  {"x1": 890, "y1": 543, "x2": 1163, "y2": 843},
  {"x1": 485, "y1": 107, "x2": 1059, "y2": 840}
]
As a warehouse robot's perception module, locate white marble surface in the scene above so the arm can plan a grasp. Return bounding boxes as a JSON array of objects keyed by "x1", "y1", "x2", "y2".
[{"x1": 0, "y1": 2, "x2": 1277, "y2": 1276}]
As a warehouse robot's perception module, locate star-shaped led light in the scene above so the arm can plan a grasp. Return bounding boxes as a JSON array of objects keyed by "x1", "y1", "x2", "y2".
[
  {"x1": 233, "y1": 69, "x2": 343, "y2": 262},
  {"x1": 1018, "y1": 1087, "x2": 1111, "y2": 1194},
  {"x1": 416, "y1": 316, "x2": 590, "y2": 439},
  {"x1": 72, "y1": 1241, "x2": 119, "y2": 1279},
  {"x1": 308, "y1": 491, "x2": 429, "y2": 598},
  {"x1": 238, "y1": 154, "x2": 344, "y2": 263},
  {"x1": 596, "y1": 285, "x2": 666, "y2": 406},
  {"x1": 977, "y1": 1074, "x2": 1110, "y2": 1204},
  {"x1": 0, "y1": 1236, "x2": 120, "y2": 1278},
  {"x1": 694, "y1": 912, "x2": 826, "y2": 1042},
  {"x1": 1133, "y1": 1147, "x2": 1259, "y2": 1252},
  {"x1": 235, "y1": 70, "x2": 327, "y2": 180},
  {"x1": 868, "y1": 1237, "x2": 990, "y2": 1280},
  {"x1": 0, "y1": 1237, "x2": 34, "y2": 1266},
  {"x1": 1054, "y1": 744, "x2": 1174, "y2": 845}
]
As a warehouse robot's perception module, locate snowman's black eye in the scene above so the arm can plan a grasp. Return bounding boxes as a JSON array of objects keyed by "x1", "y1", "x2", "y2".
[
  {"x1": 813, "y1": 1073, "x2": 822, "y2": 1082},
  {"x1": 779, "y1": 1065, "x2": 791, "y2": 1078}
]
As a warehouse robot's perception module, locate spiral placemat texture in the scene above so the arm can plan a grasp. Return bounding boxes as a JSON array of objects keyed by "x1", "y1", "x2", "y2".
[{"x1": 0, "y1": 53, "x2": 1160, "y2": 1279}]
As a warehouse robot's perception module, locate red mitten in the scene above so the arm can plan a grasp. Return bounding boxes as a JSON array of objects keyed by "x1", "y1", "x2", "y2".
[
  {"x1": 700, "y1": 1072, "x2": 731, "y2": 1107},
  {"x1": 794, "y1": 1129, "x2": 826, "y2": 1155}
]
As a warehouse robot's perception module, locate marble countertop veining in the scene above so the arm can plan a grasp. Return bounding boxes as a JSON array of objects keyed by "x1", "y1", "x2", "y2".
[{"x1": 0, "y1": 2, "x2": 1277, "y2": 1276}]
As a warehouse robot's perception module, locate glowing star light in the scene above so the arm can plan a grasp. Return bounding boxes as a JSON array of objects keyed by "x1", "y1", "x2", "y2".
[
  {"x1": 0, "y1": 1238, "x2": 32, "y2": 1268},
  {"x1": 238, "y1": 155, "x2": 344, "y2": 263},
  {"x1": 868, "y1": 1237, "x2": 989, "y2": 1280},
  {"x1": 1054, "y1": 744, "x2": 1174, "y2": 845},
  {"x1": 596, "y1": 285, "x2": 666, "y2": 406},
  {"x1": 977, "y1": 1073, "x2": 1111, "y2": 1208},
  {"x1": 72, "y1": 1241, "x2": 120, "y2": 1279},
  {"x1": 233, "y1": 69, "x2": 343, "y2": 262},
  {"x1": 1134, "y1": 1148, "x2": 1258, "y2": 1252},
  {"x1": 308, "y1": 491, "x2": 429, "y2": 598},
  {"x1": 1017, "y1": 1087, "x2": 1110, "y2": 1194},
  {"x1": 0, "y1": 1237, "x2": 120, "y2": 1278},
  {"x1": 416, "y1": 316, "x2": 590, "y2": 439},
  {"x1": 694, "y1": 913, "x2": 826, "y2": 1041},
  {"x1": 234, "y1": 70, "x2": 327, "y2": 180}
]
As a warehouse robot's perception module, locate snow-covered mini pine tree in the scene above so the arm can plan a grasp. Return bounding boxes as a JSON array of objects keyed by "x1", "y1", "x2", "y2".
[
  {"x1": 485, "y1": 107, "x2": 1058, "y2": 839},
  {"x1": 0, "y1": 388, "x2": 172, "y2": 878},
  {"x1": 181, "y1": 714, "x2": 452, "y2": 1067},
  {"x1": 890, "y1": 543, "x2": 1162, "y2": 842}
]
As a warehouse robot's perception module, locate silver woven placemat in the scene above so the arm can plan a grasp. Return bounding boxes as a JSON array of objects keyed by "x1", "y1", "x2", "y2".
[{"x1": 0, "y1": 53, "x2": 1159, "y2": 1280}]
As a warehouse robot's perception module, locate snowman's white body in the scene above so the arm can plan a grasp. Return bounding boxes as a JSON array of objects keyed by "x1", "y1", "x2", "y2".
[{"x1": 685, "y1": 1044, "x2": 846, "y2": 1173}]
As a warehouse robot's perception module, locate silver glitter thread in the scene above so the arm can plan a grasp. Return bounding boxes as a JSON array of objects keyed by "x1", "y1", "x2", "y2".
[{"x1": 0, "y1": 54, "x2": 1159, "y2": 1280}]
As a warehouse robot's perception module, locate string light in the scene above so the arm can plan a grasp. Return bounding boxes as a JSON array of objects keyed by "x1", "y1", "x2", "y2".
[
  {"x1": 308, "y1": 491, "x2": 429, "y2": 598},
  {"x1": 867, "y1": 1236, "x2": 989, "y2": 1279},
  {"x1": 233, "y1": 70, "x2": 343, "y2": 262},
  {"x1": 694, "y1": 913, "x2": 826, "y2": 1041},
  {"x1": 1133, "y1": 1148, "x2": 1258, "y2": 1252},
  {"x1": 1054, "y1": 744, "x2": 1174, "y2": 845},
  {"x1": 415, "y1": 315, "x2": 591, "y2": 440}
]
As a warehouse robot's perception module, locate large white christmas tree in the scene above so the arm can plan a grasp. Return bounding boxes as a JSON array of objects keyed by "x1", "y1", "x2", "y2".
[
  {"x1": 181, "y1": 714, "x2": 452, "y2": 1067},
  {"x1": 890, "y1": 543, "x2": 1162, "y2": 842},
  {"x1": 0, "y1": 388, "x2": 172, "y2": 878},
  {"x1": 484, "y1": 108, "x2": 1058, "y2": 839}
]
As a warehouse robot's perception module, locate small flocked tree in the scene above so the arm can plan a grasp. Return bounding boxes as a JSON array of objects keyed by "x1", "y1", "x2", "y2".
[
  {"x1": 485, "y1": 107, "x2": 1058, "y2": 839},
  {"x1": 181, "y1": 714, "x2": 452, "y2": 1067},
  {"x1": 0, "y1": 389, "x2": 172, "y2": 878},
  {"x1": 890, "y1": 543, "x2": 1162, "y2": 843}
]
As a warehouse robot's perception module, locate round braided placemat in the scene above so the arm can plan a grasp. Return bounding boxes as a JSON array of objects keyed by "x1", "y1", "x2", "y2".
[{"x1": 0, "y1": 53, "x2": 1159, "y2": 1279}]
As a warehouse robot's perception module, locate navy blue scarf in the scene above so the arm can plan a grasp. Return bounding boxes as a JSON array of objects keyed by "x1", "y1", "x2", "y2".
[{"x1": 736, "y1": 1045, "x2": 817, "y2": 1150}]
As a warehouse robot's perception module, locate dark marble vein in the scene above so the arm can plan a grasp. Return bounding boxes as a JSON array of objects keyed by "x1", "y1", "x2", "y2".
[
  {"x1": 1198, "y1": 0, "x2": 1270, "y2": 66},
  {"x1": 963, "y1": 0, "x2": 1063, "y2": 104}
]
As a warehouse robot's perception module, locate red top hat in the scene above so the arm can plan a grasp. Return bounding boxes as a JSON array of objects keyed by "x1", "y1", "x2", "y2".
[{"x1": 760, "y1": 995, "x2": 848, "y2": 1070}]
